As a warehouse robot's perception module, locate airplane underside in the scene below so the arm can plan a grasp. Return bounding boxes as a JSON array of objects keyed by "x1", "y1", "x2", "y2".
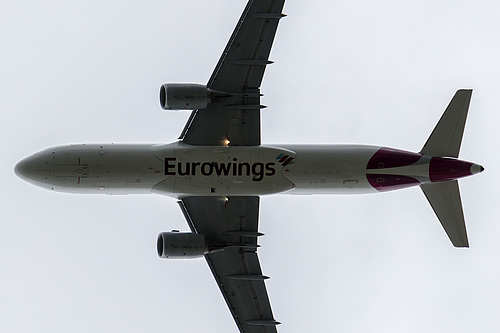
[{"x1": 15, "y1": 142, "x2": 481, "y2": 197}]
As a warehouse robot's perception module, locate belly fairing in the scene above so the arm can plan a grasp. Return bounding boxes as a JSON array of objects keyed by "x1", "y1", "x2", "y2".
[{"x1": 152, "y1": 142, "x2": 296, "y2": 197}]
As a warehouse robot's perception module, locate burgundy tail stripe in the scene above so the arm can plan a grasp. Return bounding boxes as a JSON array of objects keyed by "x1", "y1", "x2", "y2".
[{"x1": 279, "y1": 155, "x2": 289, "y2": 163}]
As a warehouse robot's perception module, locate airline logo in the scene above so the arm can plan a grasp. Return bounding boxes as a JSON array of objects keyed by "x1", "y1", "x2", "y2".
[
  {"x1": 275, "y1": 153, "x2": 294, "y2": 166},
  {"x1": 165, "y1": 158, "x2": 276, "y2": 182}
]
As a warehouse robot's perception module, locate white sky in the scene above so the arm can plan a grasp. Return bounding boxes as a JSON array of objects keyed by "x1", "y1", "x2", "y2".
[{"x1": 2, "y1": 0, "x2": 499, "y2": 332}]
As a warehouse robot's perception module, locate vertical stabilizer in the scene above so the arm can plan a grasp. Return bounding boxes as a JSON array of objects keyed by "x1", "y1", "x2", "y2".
[
  {"x1": 420, "y1": 89, "x2": 472, "y2": 158},
  {"x1": 421, "y1": 180, "x2": 469, "y2": 247}
]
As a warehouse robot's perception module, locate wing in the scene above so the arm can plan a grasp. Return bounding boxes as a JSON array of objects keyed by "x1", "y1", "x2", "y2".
[
  {"x1": 179, "y1": 196, "x2": 279, "y2": 333},
  {"x1": 179, "y1": 0, "x2": 286, "y2": 146}
]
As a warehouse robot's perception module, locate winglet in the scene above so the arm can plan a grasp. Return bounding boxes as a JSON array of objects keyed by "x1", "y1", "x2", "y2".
[
  {"x1": 421, "y1": 180, "x2": 469, "y2": 247},
  {"x1": 420, "y1": 89, "x2": 472, "y2": 158}
]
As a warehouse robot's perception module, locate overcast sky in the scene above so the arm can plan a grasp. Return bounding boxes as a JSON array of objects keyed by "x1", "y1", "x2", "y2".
[{"x1": 2, "y1": 0, "x2": 499, "y2": 332}]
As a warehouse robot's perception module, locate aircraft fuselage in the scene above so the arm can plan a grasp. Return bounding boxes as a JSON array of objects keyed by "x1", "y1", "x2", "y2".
[{"x1": 15, "y1": 142, "x2": 481, "y2": 197}]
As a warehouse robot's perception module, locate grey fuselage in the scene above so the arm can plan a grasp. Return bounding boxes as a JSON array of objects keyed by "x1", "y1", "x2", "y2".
[{"x1": 15, "y1": 142, "x2": 481, "y2": 197}]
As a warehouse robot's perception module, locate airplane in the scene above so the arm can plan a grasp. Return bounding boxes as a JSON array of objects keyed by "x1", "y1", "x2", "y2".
[{"x1": 14, "y1": 0, "x2": 483, "y2": 332}]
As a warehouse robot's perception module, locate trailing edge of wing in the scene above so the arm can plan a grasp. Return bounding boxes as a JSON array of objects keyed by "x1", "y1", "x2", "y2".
[{"x1": 421, "y1": 180, "x2": 469, "y2": 247}]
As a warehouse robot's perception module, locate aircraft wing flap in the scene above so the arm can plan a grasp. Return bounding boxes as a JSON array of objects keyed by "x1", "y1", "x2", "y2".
[{"x1": 179, "y1": 196, "x2": 279, "y2": 333}]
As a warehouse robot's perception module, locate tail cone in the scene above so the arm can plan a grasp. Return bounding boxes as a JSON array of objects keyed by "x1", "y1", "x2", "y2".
[{"x1": 470, "y1": 163, "x2": 484, "y2": 175}]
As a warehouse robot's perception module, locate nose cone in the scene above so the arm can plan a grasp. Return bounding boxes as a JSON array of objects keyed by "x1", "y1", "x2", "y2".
[
  {"x1": 15, "y1": 153, "x2": 53, "y2": 188},
  {"x1": 14, "y1": 158, "x2": 32, "y2": 181}
]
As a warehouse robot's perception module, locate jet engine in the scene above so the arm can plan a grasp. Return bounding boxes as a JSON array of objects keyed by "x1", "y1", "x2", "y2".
[
  {"x1": 159, "y1": 83, "x2": 212, "y2": 110},
  {"x1": 157, "y1": 231, "x2": 208, "y2": 259}
]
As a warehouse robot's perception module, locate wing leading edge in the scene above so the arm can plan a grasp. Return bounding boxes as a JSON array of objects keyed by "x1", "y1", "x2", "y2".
[
  {"x1": 179, "y1": 0, "x2": 286, "y2": 146},
  {"x1": 179, "y1": 197, "x2": 279, "y2": 333}
]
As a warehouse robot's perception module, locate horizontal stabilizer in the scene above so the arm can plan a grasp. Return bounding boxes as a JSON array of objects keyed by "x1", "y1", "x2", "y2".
[
  {"x1": 420, "y1": 180, "x2": 469, "y2": 247},
  {"x1": 420, "y1": 89, "x2": 472, "y2": 158}
]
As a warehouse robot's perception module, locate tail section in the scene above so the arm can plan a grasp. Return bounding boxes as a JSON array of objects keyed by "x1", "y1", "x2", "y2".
[
  {"x1": 421, "y1": 181, "x2": 468, "y2": 247},
  {"x1": 420, "y1": 89, "x2": 472, "y2": 158},
  {"x1": 419, "y1": 89, "x2": 480, "y2": 247}
]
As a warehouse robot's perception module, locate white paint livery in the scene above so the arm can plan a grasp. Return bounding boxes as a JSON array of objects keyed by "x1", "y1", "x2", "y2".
[
  {"x1": 14, "y1": 143, "x2": 379, "y2": 196},
  {"x1": 15, "y1": 142, "x2": 482, "y2": 197}
]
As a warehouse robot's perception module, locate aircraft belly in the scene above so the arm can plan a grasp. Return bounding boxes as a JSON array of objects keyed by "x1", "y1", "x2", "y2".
[
  {"x1": 280, "y1": 145, "x2": 381, "y2": 194},
  {"x1": 28, "y1": 144, "x2": 167, "y2": 195},
  {"x1": 156, "y1": 143, "x2": 296, "y2": 197},
  {"x1": 79, "y1": 145, "x2": 165, "y2": 195},
  {"x1": 24, "y1": 143, "x2": 457, "y2": 196}
]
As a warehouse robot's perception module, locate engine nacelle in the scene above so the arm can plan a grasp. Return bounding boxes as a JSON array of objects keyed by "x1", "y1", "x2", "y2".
[
  {"x1": 159, "y1": 83, "x2": 211, "y2": 110},
  {"x1": 157, "y1": 231, "x2": 207, "y2": 259}
]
